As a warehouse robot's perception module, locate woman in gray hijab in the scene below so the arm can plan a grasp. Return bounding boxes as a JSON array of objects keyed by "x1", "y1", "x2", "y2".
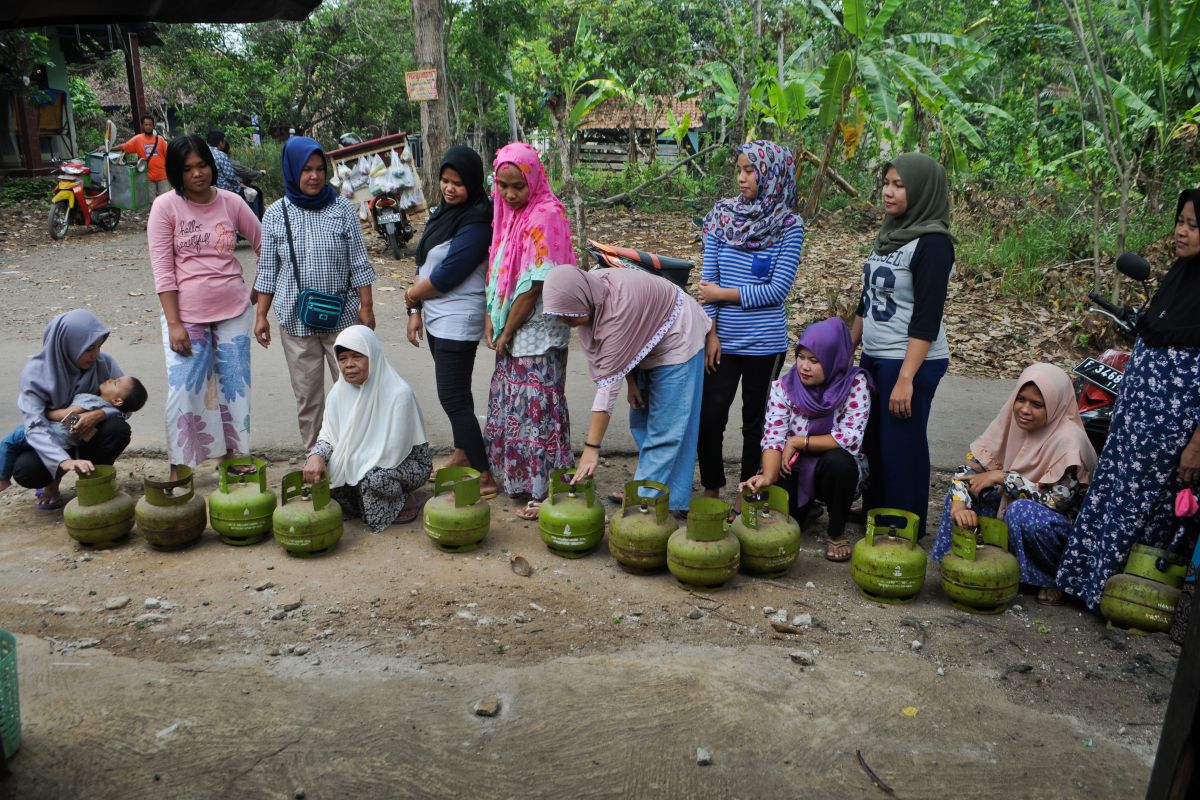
[{"x1": 7, "y1": 310, "x2": 134, "y2": 508}]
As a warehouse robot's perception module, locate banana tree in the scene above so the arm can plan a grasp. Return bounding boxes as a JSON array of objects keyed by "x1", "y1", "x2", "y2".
[
  {"x1": 1127, "y1": 0, "x2": 1200, "y2": 160},
  {"x1": 802, "y1": 0, "x2": 998, "y2": 215}
]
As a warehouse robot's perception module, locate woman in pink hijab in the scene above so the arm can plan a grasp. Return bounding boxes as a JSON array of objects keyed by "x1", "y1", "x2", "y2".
[
  {"x1": 931, "y1": 363, "x2": 1097, "y2": 605},
  {"x1": 483, "y1": 143, "x2": 575, "y2": 517},
  {"x1": 544, "y1": 264, "x2": 716, "y2": 516}
]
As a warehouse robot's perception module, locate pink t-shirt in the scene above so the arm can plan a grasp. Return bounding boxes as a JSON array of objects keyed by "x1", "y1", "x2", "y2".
[{"x1": 148, "y1": 188, "x2": 262, "y2": 323}]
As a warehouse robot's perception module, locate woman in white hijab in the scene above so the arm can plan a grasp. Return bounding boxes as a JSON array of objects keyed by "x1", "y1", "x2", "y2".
[{"x1": 302, "y1": 325, "x2": 431, "y2": 531}]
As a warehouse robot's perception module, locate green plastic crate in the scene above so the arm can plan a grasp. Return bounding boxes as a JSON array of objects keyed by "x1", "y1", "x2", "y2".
[{"x1": 1, "y1": 629, "x2": 19, "y2": 760}]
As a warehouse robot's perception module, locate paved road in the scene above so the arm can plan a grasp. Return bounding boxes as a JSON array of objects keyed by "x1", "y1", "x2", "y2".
[{"x1": 0, "y1": 245, "x2": 1011, "y2": 470}]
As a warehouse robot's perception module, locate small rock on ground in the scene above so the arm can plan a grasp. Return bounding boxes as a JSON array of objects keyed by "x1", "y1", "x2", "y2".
[
  {"x1": 687, "y1": 609, "x2": 704, "y2": 620},
  {"x1": 255, "y1": 580, "x2": 274, "y2": 591},
  {"x1": 696, "y1": 747, "x2": 713, "y2": 766},
  {"x1": 473, "y1": 695, "x2": 502, "y2": 717},
  {"x1": 789, "y1": 650, "x2": 816, "y2": 666},
  {"x1": 104, "y1": 596, "x2": 130, "y2": 610}
]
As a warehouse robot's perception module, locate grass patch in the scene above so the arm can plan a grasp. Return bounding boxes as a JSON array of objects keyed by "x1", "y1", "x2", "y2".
[{"x1": 0, "y1": 176, "x2": 55, "y2": 207}]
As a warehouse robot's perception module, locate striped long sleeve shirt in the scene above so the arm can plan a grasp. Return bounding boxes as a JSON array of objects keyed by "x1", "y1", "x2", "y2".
[{"x1": 701, "y1": 225, "x2": 804, "y2": 355}]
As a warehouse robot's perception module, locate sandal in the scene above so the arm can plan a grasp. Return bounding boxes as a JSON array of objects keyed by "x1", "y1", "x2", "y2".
[
  {"x1": 515, "y1": 501, "x2": 541, "y2": 521},
  {"x1": 35, "y1": 496, "x2": 65, "y2": 511},
  {"x1": 396, "y1": 496, "x2": 427, "y2": 524},
  {"x1": 1037, "y1": 587, "x2": 1065, "y2": 606},
  {"x1": 608, "y1": 490, "x2": 624, "y2": 504},
  {"x1": 824, "y1": 537, "x2": 853, "y2": 562}
]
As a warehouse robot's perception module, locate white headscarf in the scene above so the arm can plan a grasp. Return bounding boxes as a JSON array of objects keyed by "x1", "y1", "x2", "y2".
[{"x1": 318, "y1": 326, "x2": 427, "y2": 488}]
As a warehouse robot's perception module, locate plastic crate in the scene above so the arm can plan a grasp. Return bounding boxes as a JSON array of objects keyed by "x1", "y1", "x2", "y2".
[{"x1": 0, "y1": 629, "x2": 19, "y2": 760}]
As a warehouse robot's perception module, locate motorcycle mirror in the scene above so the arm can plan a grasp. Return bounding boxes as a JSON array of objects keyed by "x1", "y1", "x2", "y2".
[
  {"x1": 104, "y1": 119, "x2": 117, "y2": 149},
  {"x1": 1116, "y1": 252, "x2": 1151, "y2": 281}
]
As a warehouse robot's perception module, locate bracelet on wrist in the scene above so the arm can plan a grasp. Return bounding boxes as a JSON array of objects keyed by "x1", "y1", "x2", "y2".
[
  {"x1": 583, "y1": 441, "x2": 601, "y2": 450},
  {"x1": 803, "y1": 433, "x2": 810, "y2": 452}
]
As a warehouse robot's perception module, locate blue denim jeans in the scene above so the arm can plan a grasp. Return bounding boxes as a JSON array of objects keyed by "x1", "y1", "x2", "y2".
[
  {"x1": 0, "y1": 425, "x2": 27, "y2": 480},
  {"x1": 629, "y1": 350, "x2": 704, "y2": 512}
]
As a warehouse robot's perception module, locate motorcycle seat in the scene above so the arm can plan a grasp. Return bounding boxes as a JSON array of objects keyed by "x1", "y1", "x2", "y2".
[{"x1": 586, "y1": 240, "x2": 694, "y2": 288}]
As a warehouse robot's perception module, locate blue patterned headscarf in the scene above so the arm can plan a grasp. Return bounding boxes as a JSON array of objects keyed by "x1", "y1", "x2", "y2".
[
  {"x1": 702, "y1": 140, "x2": 802, "y2": 251},
  {"x1": 281, "y1": 136, "x2": 337, "y2": 211}
]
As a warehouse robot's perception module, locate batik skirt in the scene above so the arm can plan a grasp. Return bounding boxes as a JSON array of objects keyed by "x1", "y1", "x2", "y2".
[{"x1": 484, "y1": 347, "x2": 573, "y2": 499}]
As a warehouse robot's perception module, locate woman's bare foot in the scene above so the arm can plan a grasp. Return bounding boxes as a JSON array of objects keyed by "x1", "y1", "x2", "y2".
[
  {"x1": 478, "y1": 470, "x2": 499, "y2": 497},
  {"x1": 168, "y1": 464, "x2": 179, "y2": 482},
  {"x1": 1037, "y1": 586, "x2": 1065, "y2": 606},
  {"x1": 0, "y1": 477, "x2": 10, "y2": 493},
  {"x1": 442, "y1": 449, "x2": 470, "y2": 469},
  {"x1": 701, "y1": 488, "x2": 720, "y2": 498}
]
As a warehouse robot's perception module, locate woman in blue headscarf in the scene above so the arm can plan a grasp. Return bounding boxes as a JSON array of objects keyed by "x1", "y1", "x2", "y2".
[{"x1": 253, "y1": 136, "x2": 377, "y2": 451}]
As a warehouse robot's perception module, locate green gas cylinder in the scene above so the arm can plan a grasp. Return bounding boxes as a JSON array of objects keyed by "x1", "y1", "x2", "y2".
[
  {"x1": 63, "y1": 465, "x2": 134, "y2": 548},
  {"x1": 424, "y1": 467, "x2": 491, "y2": 553},
  {"x1": 1100, "y1": 545, "x2": 1188, "y2": 634},
  {"x1": 940, "y1": 518, "x2": 1020, "y2": 614},
  {"x1": 667, "y1": 497, "x2": 740, "y2": 591},
  {"x1": 731, "y1": 485, "x2": 802, "y2": 578},
  {"x1": 272, "y1": 471, "x2": 343, "y2": 557},
  {"x1": 608, "y1": 480, "x2": 678, "y2": 573},
  {"x1": 209, "y1": 458, "x2": 277, "y2": 545},
  {"x1": 538, "y1": 469, "x2": 606, "y2": 558},
  {"x1": 851, "y1": 508, "x2": 927, "y2": 604},
  {"x1": 135, "y1": 466, "x2": 207, "y2": 550}
]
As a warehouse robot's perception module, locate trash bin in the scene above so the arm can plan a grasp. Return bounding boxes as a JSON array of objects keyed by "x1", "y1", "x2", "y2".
[{"x1": 84, "y1": 151, "x2": 152, "y2": 211}]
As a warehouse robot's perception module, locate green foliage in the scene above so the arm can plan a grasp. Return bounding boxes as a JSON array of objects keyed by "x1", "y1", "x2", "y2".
[
  {"x1": 0, "y1": 177, "x2": 54, "y2": 207},
  {"x1": 0, "y1": 30, "x2": 50, "y2": 95}
]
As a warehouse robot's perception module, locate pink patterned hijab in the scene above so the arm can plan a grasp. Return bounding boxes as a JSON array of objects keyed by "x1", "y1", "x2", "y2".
[
  {"x1": 486, "y1": 143, "x2": 576, "y2": 340},
  {"x1": 971, "y1": 363, "x2": 1097, "y2": 491}
]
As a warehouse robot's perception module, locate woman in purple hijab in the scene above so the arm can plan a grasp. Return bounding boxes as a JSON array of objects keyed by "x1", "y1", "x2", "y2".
[{"x1": 743, "y1": 317, "x2": 872, "y2": 561}]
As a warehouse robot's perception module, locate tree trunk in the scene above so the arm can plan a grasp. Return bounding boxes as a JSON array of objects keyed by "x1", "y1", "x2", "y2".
[
  {"x1": 411, "y1": 0, "x2": 452, "y2": 203},
  {"x1": 804, "y1": 76, "x2": 852, "y2": 217},
  {"x1": 504, "y1": 64, "x2": 520, "y2": 142},
  {"x1": 546, "y1": 97, "x2": 585, "y2": 250}
]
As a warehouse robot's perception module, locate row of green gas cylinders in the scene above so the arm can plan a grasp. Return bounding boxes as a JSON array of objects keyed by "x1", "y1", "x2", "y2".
[{"x1": 61, "y1": 459, "x2": 344, "y2": 558}]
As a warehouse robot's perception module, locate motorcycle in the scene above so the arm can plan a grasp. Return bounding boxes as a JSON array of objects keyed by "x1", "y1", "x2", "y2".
[
  {"x1": 585, "y1": 239, "x2": 694, "y2": 287},
  {"x1": 1073, "y1": 252, "x2": 1152, "y2": 453},
  {"x1": 368, "y1": 192, "x2": 415, "y2": 259},
  {"x1": 47, "y1": 121, "x2": 141, "y2": 240}
]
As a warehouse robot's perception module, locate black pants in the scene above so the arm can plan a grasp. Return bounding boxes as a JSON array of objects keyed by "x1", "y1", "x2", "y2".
[
  {"x1": 427, "y1": 333, "x2": 489, "y2": 473},
  {"x1": 10, "y1": 415, "x2": 132, "y2": 489},
  {"x1": 787, "y1": 447, "x2": 859, "y2": 540},
  {"x1": 697, "y1": 351, "x2": 785, "y2": 489}
]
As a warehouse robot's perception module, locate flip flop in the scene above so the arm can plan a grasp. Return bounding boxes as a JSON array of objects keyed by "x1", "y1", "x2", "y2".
[
  {"x1": 479, "y1": 490, "x2": 498, "y2": 502},
  {"x1": 515, "y1": 501, "x2": 541, "y2": 521},
  {"x1": 608, "y1": 490, "x2": 624, "y2": 504},
  {"x1": 396, "y1": 496, "x2": 428, "y2": 524},
  {"x1": 824, "y1": 537, "x2": 853, "y2": 562},
  {"x1": 36, "y1": 496, "x2": 65, "y2": 511}
]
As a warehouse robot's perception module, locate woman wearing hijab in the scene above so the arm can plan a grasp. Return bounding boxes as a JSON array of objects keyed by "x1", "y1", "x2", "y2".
[
  {"x1": 405, "y1": 146, "x2": 497, "y2": 497},
  {"x1": 543, "y1": 264, "x2": 715, "y2": 516},
  {"x1": 697, "y1": 141, "x2": 804, "y2": 510},
  {"x1": 483, "y1": 143, "x2": 575, "y2": 516},
  {"x1": 932, "y1": 364, "x2": 1097, "y2": 605},
  {"x1": 149, "y1": 134, "x2": 262, "y2": 479},
  {"x1": 253, "y1": 136, "x2": 377, "y2": 451},
  {"x1": 302, "y1": 326, "x2": 432, "y2": 532},
  {"x1": 743, "y1": 317, "x2": 872, "y2": 560},
  {"x1": 851, "y1": 152, "x2": 955, "y2": 535},
  {"x1": 1057, "y1": 189, "x2": 1200, "y2": 610},
  {"x1": 6, "y1": 310, "x2": 133, "y2": 508}
]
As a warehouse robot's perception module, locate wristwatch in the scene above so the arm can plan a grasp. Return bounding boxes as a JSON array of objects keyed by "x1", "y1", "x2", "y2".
[{"x1": 406, "y1": 306, "x2": 420, "y2": 317}]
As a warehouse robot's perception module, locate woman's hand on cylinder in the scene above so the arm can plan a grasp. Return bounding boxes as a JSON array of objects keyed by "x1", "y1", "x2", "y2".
[
  {"x1": 950, "y1": 499, "x2": 977, "y2": 529},
  {"x1": 740, "y1": 474, "x2": 771, "y2": 494},
  {"x1": 302, "y1": 454, "x2": 326, "y2": 485},
  {"x1": 572, "y1": 449, "x2": 599, "y2": 483},
  {"x1": 888, "y1": 376, "x2": 913, "y2": 418},
  {"x1": 358, "y1": 306, "x2": 376, "y2": 330},
  {"x1": 406, "y1": 314, "x2": 424, "y2": 347},
  {"x1": 60, "y1": 458, "x2": 95, "y2": 476},
  {"x1": 253, "y1": 317, "x2": 271, "y2": 349},
  {"x1": 1179, "y1": 435, "x2": 1200, "y2": 485},
  {"x1": 167, "y1": 322, "x2": 193, "y2": 356}
]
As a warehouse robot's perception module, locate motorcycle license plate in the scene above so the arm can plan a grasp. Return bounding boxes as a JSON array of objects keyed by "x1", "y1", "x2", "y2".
[
  {"x1": 1073, "y1": 357, "x2": 1124, "y2": 395},
  {"x1": 377, "y1": 212, "x2": 402, "y2": 224}
]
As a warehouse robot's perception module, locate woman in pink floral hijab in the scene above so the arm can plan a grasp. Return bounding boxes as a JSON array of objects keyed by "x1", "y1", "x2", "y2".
[{"x1": 483, "y1": 143, "x2": 576, "y2": 516}]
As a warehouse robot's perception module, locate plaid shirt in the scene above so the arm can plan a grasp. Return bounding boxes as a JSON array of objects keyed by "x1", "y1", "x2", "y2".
[
  {"x1": 211, "y1": 148, "x2": 240, "y2": 193},
  {"x1": 254, "y1": 196, "x2": 375, "y2": 336}
]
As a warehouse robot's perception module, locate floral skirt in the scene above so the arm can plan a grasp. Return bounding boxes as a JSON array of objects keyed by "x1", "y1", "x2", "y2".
[
  {"x1": 161, "y1": 306, "x2": 252, "y2": 466},
  {"x1": 1057, "y1": 339, "x2": 1200, "y2": 610},
  {"x1": 484, "y1": 348, "x2": 573, "y2": 499}
]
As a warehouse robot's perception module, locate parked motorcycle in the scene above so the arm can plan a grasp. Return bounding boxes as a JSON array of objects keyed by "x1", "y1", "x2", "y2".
[
  {"x1": 47, "y1": 121, "x2": 141, "y2": 240},
  {"x1": 1073, "y1": 252, "x2": 1152, "y2": 453},
  {"x1": 369, "y1": 192, "x2": 415, "y2": 259},
  {"x1": 585, "y1": 239, "x2": 694, "y2": 287}
]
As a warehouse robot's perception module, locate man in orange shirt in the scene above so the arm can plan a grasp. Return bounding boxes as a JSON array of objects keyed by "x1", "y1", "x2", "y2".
[{"x1": 120, "y1": 114, "x2": 169, "y2": 199}]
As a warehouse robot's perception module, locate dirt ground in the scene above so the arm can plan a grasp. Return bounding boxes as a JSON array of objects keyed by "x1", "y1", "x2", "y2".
[{"x1": 0, "y1": 205, "x2": 1180, "y2": 798}]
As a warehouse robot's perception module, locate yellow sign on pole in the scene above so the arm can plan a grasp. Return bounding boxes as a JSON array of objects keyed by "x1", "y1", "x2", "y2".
[{"x1": 405, "y1": 70, "x2": 439, "y2": 101}]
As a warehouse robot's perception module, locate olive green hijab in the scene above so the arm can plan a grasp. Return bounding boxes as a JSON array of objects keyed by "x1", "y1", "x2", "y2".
[{"x1": 874, "y1": 152, "x2": 954, "y2": 255}]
